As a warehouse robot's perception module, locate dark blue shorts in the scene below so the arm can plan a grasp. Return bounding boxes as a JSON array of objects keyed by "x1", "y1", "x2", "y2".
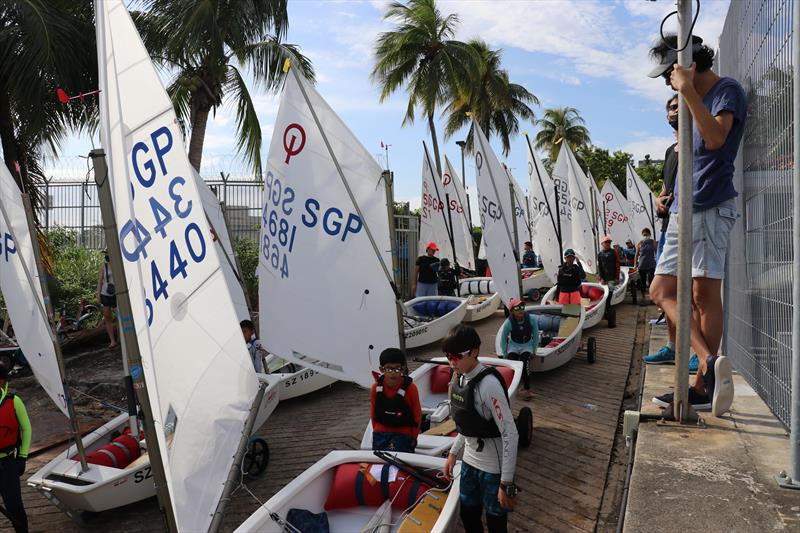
[
  {"x1": 372, "y1": 432, "x2": 416, "y2": 453},
  {"x1": 459, "y1": 462, "x2": 505, "y2": 517}
]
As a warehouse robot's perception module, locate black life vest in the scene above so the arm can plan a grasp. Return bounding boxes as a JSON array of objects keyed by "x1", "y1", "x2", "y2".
[
  {"x1": 450, "y1": 367, "x2": 509, "y2": 439},
  {"x1": 374, "y1": 375, "x2": 416, "y2": 428},
  {"x1": 509, "y1": 313, "x2": 532, "y2": 344},
  {"x1": 0, "y1": 393, "x2": 20, "y2": 454}
]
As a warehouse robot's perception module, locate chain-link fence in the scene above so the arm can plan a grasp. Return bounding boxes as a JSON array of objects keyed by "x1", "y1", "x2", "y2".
[{"x1": 718, "y1": 0, "x2": 794, "y2": 427}]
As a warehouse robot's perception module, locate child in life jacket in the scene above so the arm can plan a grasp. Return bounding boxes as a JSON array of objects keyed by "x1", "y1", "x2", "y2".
[
  {"x1": 370, "y1": 348, "x2": 422, "y2": 453},
  {"x1": 0, "y1": 354, "x2": 30, "y2": 533},
  {"x1": 498, "y1": 298, "x2": 538, "y2": 400}
]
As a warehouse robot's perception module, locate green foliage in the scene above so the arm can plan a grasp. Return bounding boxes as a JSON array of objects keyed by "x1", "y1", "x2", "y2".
[
  {"x1": 636, "y1": 161, "x2": 665, "y2": 193},
  {"x1": 45, "y1": 228, "x2": 104, "y2": 313},
  {"x1": 232, "y1": 237, "x2": 259, "y2": 307},
  {"x1": 580, "y1": 146, "x2": 633, "y2": 193},
  {"x1": 535, "y1": 107, "x2": 591, "y2": 163}
]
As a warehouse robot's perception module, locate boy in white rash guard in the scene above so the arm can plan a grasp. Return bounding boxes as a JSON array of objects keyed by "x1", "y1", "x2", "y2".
[{"x1": 443, "y1": 325, "x2": 519, "y2": 533}]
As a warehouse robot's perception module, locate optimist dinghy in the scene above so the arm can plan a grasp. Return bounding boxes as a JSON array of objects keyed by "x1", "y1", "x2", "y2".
[
  {"x1": 494, "y1": 304, "x2": 586, "y2": 372},
  {"x1": 360, "y1": 357, "x2": 526, "y2": 457},
  {"x1": 403, "y1": 296, "x2": 468, "y2": 349},
  {"x1": 458, "y1": 277, "x2": 501, "y2": 322},
  {"x1": 264, "y1": 354, "x2": 336, "y2": 401},
  {"x1": 609, "y1": 268, "x2": 630, "y2": 307},
  {"x1": 543, "y1": 282, "x2": 610, "y2": 330},
  {"x1": 521, "y1": 267, "x2": 552, "y2": 302},
  {"x1": 235, "y1": 450, "x2": 460, "y2": 533}
]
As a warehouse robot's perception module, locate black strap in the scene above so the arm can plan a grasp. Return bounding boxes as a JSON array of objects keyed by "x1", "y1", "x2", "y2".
[
  {"x1": 354, "y1": 470, "x2": 365, "y2": 506},
  {"x1": 380, "y1": 464, "x2": 391, "y2": 501},
  {"x1": 408, "y1": 478, "x2": 423, "y2": 508}
]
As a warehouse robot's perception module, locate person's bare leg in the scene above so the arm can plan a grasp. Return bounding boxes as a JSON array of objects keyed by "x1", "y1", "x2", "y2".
[
  {"x1": 649, "y1": 274, "x2": 713, "y2": 391},
  {"x1": 103, "y1": 306, "x2": 116, "y2": 347},
  {"x1": 690, "y1": 277, "x2": 724, "y2": 391}
]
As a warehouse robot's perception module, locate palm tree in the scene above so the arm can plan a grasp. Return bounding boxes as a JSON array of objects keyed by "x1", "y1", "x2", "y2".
[
  {"x1": 134, "y1": 0, "x2": 314, "y2": 175},
  {"x1": 372, "y1": 0, "x2": 478, "y2": 175},
  {"x1": 0, "y1": 1, "x2": 97, "y2": 205},
  {"x1": 443, "y1": 40, "x2": 538, "y2": 156},
  {"x1": 535, "y1": 107, "x2": 591, "y2": 163}
]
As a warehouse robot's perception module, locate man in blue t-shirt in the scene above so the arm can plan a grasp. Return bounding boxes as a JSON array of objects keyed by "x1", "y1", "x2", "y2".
[{"x1": 646, "y1": 35, "x2": 745, "y2": 417}]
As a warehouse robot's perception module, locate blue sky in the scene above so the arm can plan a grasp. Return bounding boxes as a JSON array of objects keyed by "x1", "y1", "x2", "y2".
[{"x1": 53, "y1": 0, "x2": 730, "y2": 213}]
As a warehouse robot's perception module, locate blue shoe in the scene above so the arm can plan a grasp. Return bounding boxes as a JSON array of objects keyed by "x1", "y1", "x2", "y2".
[
  {"x1": 644, "y1": 346, "x2": 675, "y2": 364},
  {"x1": 688, "y1": 353, "x2": 699, "y2": 374}
]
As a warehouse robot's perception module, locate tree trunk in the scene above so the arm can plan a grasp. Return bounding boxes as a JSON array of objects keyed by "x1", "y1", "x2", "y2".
[
  {"x1": 188, "y1": 104, "x2": 211, "y2": 172},
  {"x1": 0, "y1": 89, "x2": 20, "y2": 188},
  {"x1": 427, "y1": 113, "x2": 443, "y2": 177}
]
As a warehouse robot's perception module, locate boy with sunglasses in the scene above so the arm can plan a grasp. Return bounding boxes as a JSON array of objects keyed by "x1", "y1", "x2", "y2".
[
  {"x1": 370, "y1": 348, "x2": 421, "y2": 453},
  {"x1": 443, "y1": 325, "x2": 518, "y2": 533},
  {"x1": 497, "y1": 298, "x2": 537, "y2": 401}
]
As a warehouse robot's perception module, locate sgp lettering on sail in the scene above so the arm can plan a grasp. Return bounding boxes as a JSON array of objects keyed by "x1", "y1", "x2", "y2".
[
  {"x1": 261, "y1": 171, "x2": 297, "y2": 279},
  {"x1": 118, "y1": 125, "x2": 208, "y2": 327},
  {"x1": 479, "y1": 195, "x2": 502, "y2": 226},
  {"x1": 0, "y1": 231, "x2": 15, "y2": 262}
]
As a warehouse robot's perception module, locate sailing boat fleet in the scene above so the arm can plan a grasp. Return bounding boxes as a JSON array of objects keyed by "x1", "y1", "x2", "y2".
[{"x1": 0, "y1": 1, "x2": 661, "y2": 531}]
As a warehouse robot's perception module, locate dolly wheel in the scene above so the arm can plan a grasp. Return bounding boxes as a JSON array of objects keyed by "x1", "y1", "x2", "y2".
[
  {"x1": 516, "y1": 407, "x2": 533, "y2": 448},
  {"x1": 587, "y1": 337, "x2": 597, "y2": 364},
  {"x1": 243, "y1": 437, "x2": 270, "y2": 478},
  {"x1": 526, "y1": 288, "x2": 541, "y2": 302}
]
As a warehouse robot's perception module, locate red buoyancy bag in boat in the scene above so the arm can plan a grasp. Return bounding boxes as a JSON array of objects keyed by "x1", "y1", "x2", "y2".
[
  {"x1": 324, "y1": 463, "x2": 432, "y2": 511},
  {"x1": 429, "y1": 364, "x2": 453, "y2": 394},
  {"x1": 579, "y1": 285, "x2": 605, "y2": 301},
  {"x1": 85, "y1": 433, "x2": 141, "y2": 469},
  {"x1": 487, "y1": 365, "x2": 514, "y2": 390}
]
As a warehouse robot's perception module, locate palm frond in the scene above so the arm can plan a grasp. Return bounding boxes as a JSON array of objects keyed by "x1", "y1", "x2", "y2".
[{"x1": 225, "y1": 65, "x2": 262, "y2": 177}]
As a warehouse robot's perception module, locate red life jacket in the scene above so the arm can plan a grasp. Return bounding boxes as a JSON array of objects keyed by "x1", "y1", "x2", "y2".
[{"x1": 0, "y1": 393, "x2": 20, "y2": 454}]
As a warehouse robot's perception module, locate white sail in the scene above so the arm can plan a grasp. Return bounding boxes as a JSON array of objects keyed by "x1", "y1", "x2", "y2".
[
  {"x1": 626, "y1": 164, "x2": 657, "y2": 238},
  {"x1": 418, "y1": 147, "x2": 452, "y2": 259},
  {"x1": 525, "y1": 139, "x2": 561, "y2": 281},
  {"x1": 193, "y1": 173, "x2": 250, "y2": 321},
  {"x1": 258, "y1": 69, "x2": 399, "y2": 388},
  {"x1": 472, "y1": 122, "x2": 520, "y2": 305},
  {"x1": 0, "y1": 166, "x2": 66, "y2": 416},
  {"x1": 552, "y1": 143, "x2": 596, "y2": 273},
  {"x1": 442, "y1": 156, "x2": 475, "y2": 270},
  {"x1": 600, "y1": 180, "x2": 635, "y2": 247},
  {"x1": 96, "y1": 2, "x2": 258, "y2": 530},
  {"x1": 587, "y1": 171, "x2": 604, "y2": 239},
  {"x1": 503, "y1": 167, "x2": 532, "y2": 256}
]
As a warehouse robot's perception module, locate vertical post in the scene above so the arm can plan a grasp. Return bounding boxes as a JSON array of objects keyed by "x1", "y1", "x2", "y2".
[
  {"x1": 79, "y1": 181, "x2": 86, "y2": 247},
  {"x1": 383, "y1": 170, "x2": 407, "y2": 352},
  {"x1": 510, "y1": 183, "x2": 523, "y2": 299},
  {"x1": 553, "y1": 183, "x2": 564, "y2": 263},
  {"x1": 787, "y1": 0, "x2": 800, "y2": 486},
  {"x1": 14, "y1": 194, "x2": 89, "y2": 471},
  {"x1": 445, "y1": 193, "x2": 458, "y2": 269},
  {"x1": 674, "y1": 0, "x2": 694, "y2": 422},
  {"x1": 91, "y1": 150, "x2": 178, "y2": 532},
  {"x1": 44, "y1": 177, "x2": 50, "y2": 231},
  {"x1": 602, "y1": 200, "x2": 608, "y2": 236}
]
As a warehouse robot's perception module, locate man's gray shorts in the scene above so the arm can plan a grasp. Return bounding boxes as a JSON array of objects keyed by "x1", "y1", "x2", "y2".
[{"x1": 655, "y1": 198, "x2": 738, "y2": 280}]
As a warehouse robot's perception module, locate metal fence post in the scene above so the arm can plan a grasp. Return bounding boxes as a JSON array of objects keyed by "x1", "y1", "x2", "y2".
[
  {"x1": 776, "y1": 0, "x2": 800, "y2": 491},
  {"x1": 79, "y1": 181, "x2": 86, "y2": 247},
  {"x1": 44, "y1": 177, "x2": 50, "y2": 231}
]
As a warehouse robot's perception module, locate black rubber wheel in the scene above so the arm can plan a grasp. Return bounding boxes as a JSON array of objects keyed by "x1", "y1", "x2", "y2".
[
  {"x1": 503, "y1": 305, "x2": 510, "y2": 317},
  {"x1": 631, "y1": 284, "x2": 638, "y2": 305},
  {"x1": 243, "y1": 437, "x2": 270, "y2": 478},
  {"x1": 607, "y1": 306, "x2": 617, "y2": 328},
  {"x1": 516, "y1": 407, "x2": 533, "y2": 448},
  {"x1": 526, "y1": 288, "x2": 541, "y2": 302},
  {"x1": 587, "y1": 337, "x2": 597, "y2": 364}
]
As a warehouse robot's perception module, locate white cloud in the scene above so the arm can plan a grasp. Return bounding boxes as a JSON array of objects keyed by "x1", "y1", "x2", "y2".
[{"x1": 620, "y1": 135, "x2": 676, "y2": 162}]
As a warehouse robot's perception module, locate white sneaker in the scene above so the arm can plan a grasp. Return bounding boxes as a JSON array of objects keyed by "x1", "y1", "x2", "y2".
[{"x1": 707, "y1": 355, "x2": 734, "y2": 416}]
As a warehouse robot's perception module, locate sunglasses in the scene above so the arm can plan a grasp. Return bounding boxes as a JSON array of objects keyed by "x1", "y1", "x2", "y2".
[
  {"x1": 445, "y1": 350, "x2": 471, "y2": 361},
  {"x1": 512, "y1": 305, "x2": 525, "y2": 311},
  {"x1": 380, "y1": 366, "x2": 405, "y2": 374},
  {"x1": 668, "y1": 103, "x2": 679, "y2": 111},
  {"x1": 661, "y1": 67, "x2": 674, "y2": 80}
]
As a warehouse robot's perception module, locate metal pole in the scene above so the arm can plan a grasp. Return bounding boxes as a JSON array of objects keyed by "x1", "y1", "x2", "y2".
[
  {"x1": 510, "y1": 183, "x2": 523, "y2": 299},
  {"x1": 554, "y1": 183, "x2": 564, "y2": 263},
  {"x1": 603, "y1": 200, "x2": 608, "y2": 236},
  {"x1": 44, "y1": 177, "x2": 50, "y2": 231},
  {"x1": 208, "y1": 382, "x2": 266, "y2": 533},
  {"x1": 445, "y1": 192, "x2": 458, "y2": 269},
  {"x1": 457, "y1": 141, "x2": 473, "y2": 231},
  {"x1": 782, "y1": 0, "x2": 800, "y2": 488},
  {"x1": 674, "y1": 0, "x2": 694, "y2": 422},
  {"x1": 91, "y1": 149, "x2": 178, "y2": 532},
  {"x1": 13, "y1": 194, "x2": 89, "y2": 471},
  {"x1": 423, "y1": 141, "x2": 455, "y2": 261},
  {"x1": 79, "y1": 182, "x2": 86, "y2": 247},
  {"x1": 383, "y1": 170, "x2": 407, "y2": 352},
  {"x1": 524, "y1": 134, "x2": 560, "y2": 242}
]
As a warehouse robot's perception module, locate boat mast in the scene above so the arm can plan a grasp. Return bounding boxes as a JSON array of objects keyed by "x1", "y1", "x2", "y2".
[
  {"x1": 382, "y1": 170, "x2": 407, "y2": 351},
  {"x1": 524, "y1": 134, "x2": 561, "y2": 246},
  {"x1": 91, "y1": 149, "x2": 178, "y2": 533},
  {"x1": 0, "y1": 194, "x2": 90, "y2": 471},
  {"x1": 509, "y1": 183, "x2": 524, "y2": 299},
  {"x1": 423, "y1": 141, "x2": 457, "y2": 267}
]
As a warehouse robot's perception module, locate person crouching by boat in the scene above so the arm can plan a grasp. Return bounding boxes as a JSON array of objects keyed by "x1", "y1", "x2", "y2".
[
  {"x1": 437, "y1": 258, "x2": 459, "y2": 296},
  {"x1": 597, "y1": 235, "x2": 621, "y2": 313},
  {"x1": 96, "y1": 251, "x2": 118, "y2": 349},
  {"x1": 555, "y1": 249, "x2": 586, "y2": 305},
  {"x1": 521, "y1": 241, "x2": 537, "y2": 269},
  {"x1": 0, "y1": 355, "x2": 30, "y2": 533},
  {"x1": 240, "y1": 320, "x2": 265, "y2": 374},
  {"x1": 498, "y1": 299, "x2": 538, "y2": 401},
  {"x1": 443, "y1": 325, "x2": 519, "y2": 533},
  {"x1": 412, "y1": 242, "x2": 440, "y2": 298},
  {"x1": 370, "y1": 348, "x2": 421, "y2": 453}
]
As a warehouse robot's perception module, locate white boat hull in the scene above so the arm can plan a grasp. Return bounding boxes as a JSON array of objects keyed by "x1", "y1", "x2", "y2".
[
  {"x1": 27, "y1": 374, "x2": 280, "y2": 514},
  {"x1": 361, "y1": 357, "x2": 523, "y2": 456},
  {"x1": 403, "y1": 296, "x2": 468, "y2": 349},
  {"x1": 521, "y1": 268, "x2": 552, "y2": 300},
  {"x1": 610, "y1": 269, "x2": 630, "y2": 306},
  {"x1": 543, "y1": 283, "x2": 609, "y2": 329},
  {"x1": 495, "y1": 304, "x2": 586, "y2": 372},
  {"x1": 463, "y1": 293, "x2": 501, "y2": 322},
  {"x1": 264, "y1": 354, "x2": 337, "y2": 401},
  {"x1": 234, "y1": 450, "x2": 460, "y2": 533}
]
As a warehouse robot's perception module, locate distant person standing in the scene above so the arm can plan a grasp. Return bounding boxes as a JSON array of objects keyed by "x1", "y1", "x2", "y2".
[
  {"x1": 521, "y1": 241, "x2": 537, "y2": 269},
  {"x1": 597, "y1": 235, "x2": 621, "y2": 315},
  {"x1": 95, "y1": 251, "x2": 118, "y2": 349},
  {"x1": 634, "y1": 228, "x2": 657, "y2": 303},
  {"x1": 0, "y1": 355, "x2": 30, "y2": 533},
  {"x1": 412, "y1": 242, "x2": 440, "y2": 298},
  {"x1": 555, "y1": 249, "x2": 586, "y2": 305},
  {"x1": 437, "y1": 258, "x2": 459, "y2": 296}
]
